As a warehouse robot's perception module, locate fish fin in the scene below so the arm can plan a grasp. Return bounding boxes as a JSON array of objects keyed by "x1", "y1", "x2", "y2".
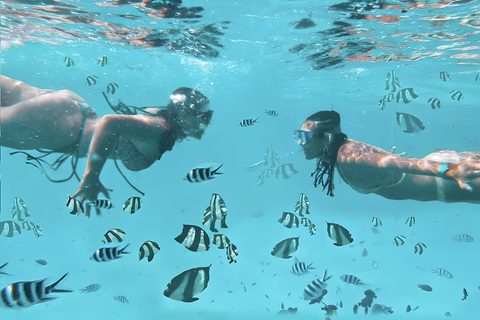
[
  {"x1": 220, "y1": 218, "x2": 228, "y2": 229},
  {"x1": 182, "y1": 297, "x2": 199, "y2": 302},
  {"x1": 148, "y1": 255, "x2": 153, "y2": 262},
  {"x1": 46, "y1": 273, "x2": 73, "y2": 294}
]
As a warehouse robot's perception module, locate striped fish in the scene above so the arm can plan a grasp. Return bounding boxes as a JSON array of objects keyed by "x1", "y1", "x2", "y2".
[
  {"x1": 185, "y1": 164, "x2": 223, "y2": 183},
  {"x1": 271, "y1": 237, "x2": 300, "y2": 259},
  {"x1": 371, "y1": 217, "x2": 382, "y2": 227},
  {"x1": 405, "y1": 216, "x2": 416, "y2": 227},
  {"x1": 301, "y1": 217, "x2": 312, "y2": 227},
  {"x1": 0, "y1": 262, "x2": 9, "y2": 275},
  {"x1": 308, "y1": 223, "x2": 316, "y2": 235},
  {"x1": 449, "y1": 90, "x2": 464, "y2": 101},
  {"x1": 91, "y1": 244, "x2": 129, "y2": 262},
  {"x1": 97, "y1": 55, "x2": 108, "y2": 66},
  {"x1": 102, "y1": 228, "x2": 126, "y2": 244},
  {"x1": 22, "y1": 221, "x2": 42, "y2": 237},
  {"x1": 427, "y1": 97, "x2": 441, "y2": 109},
  {"x1": 11, "y1": 197, "x2": 30, "y2": 221},
  {"x1": 439, "y1": 71, "x2": 451, "y2": 81},
  {"x1": 414, "y1": 242, "x2": 426, "y2": 255},
  {"x1": 265, "y1": 109, "x2": 278, "y2": 117},
  {"x1": 0, "y1": 273, "x2": 72, "y2": 308},
  {"x1": 36, "y1": 259, "x2": 47, "y2": 266},
  {"x1": 164, "y1": 265, "x2": 211, "y2": 302},
  {"x1": 226, "y1": 243, "x2": 238, "y2": 264},
  {"x1": 275, "y1": 163, "x2": 299, "y2": 179},
  {"x1": 294, "y1": 193, "x2": 310, "y2": 216},
  {"x1": 239, "y1": 118, "x2": 258, "y2": 127},
  {"x1": 303, "y1": 270, "x2": 332, "y2": 304},
  {"x1": 139, "y1": 241, "x2": 160, "y2": 262},
  {"x1": 80, "y1": 283, "x2": 101, "y2": 294},
  {"x1": 378, "y1": 97, "x2": 386, "y2": 110},
  {"x1": 175, "y1": 225, "x2": 210, "y2": 252},
  {"x1": 264, "y1": 145, "x2": 280, "y2": 168},
  {"x1": 106, "y1": 82, "x2": 119, "y2": 95},
  {"x1": 396, "y1": 88, "x2": 418, "y2": 103},
  {"x1": 85, "y1": 75, "x2": 98, "y2": 86},
  {"x1": 393, "y1": 235, "x2": 406, "y2": 246},
  {"x1": 340, "y1": 274, "x2": 366, "y2": 287},
  {"x1": 384, "y1": 93, "x2": 395, "y2": 102},
  {"x1": 451, "y1": 234, "x2": 474, "y2": 242},
  {"x1": 431, "y1": 268, "x2": 453, "y2": 279},
  {"x1": 326, "y1": 222, "x2": 353, "y2": 246},
  {"x1": 278, "y1": 212, "x2": 299, "y2": 228},
  {"x1": 290, "y1": 257, "x2": 315, "y2": 276},
  {"x1": 64, "y1": 56, "x2": 74, "y2": 67},
  {"x1": 113, "y1": 295, "x2": 129, "y2": 304},
  {"x1": 475, "y1": 74, "x2": 480, "y2": 81},
  {"x1": 371, "y1": 304, "x2": 393, "y2": 315},
  {"x1": 212, "y1": 234, "x2": 230, "y2": 249},
  {"x1": 0, "y1": 221, "x2": 21, "y2": 237},
  {"x1": 123, "y1": 196, "x2": 142, "y2": 214},
  {"x1": 66, "y1": 195, "x2": 84, "y2": 215},
  {"x1": 385, "y1": 70, "x2": 401, "y2": 92},
  {"x1": 90, "y1": 199, "x2": 113, "y2": 209},
  {"x1": 202, "y1": 193, "x2": 228, "y2": 233},
  {"x1": 395, "y1": 112, "x2": 425, "y2": 133}
]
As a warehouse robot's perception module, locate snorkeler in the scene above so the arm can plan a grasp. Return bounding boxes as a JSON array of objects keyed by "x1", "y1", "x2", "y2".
[
  {"x1": 1, "y1": 75, "x2": 213, "y2": 217},
  {"x1": 295, "y1": 111, "x2": 480, "y2": 204}
]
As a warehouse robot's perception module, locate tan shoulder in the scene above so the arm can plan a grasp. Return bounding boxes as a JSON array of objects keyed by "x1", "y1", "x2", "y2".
[{"x1": 337, "y1": 139, "x2": 388, "y2": 161}]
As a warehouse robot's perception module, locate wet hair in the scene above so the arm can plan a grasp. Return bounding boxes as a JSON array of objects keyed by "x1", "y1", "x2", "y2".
[{"x1": 306, "y1": 111, "x2": 347, "y2": 196}]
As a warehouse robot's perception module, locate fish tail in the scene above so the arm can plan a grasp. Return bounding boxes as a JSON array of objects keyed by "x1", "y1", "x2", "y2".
[
  {"x1": 46, "y1": 273, "x2": 73, "y2": 293},
  {"x1": 212, "y1": 164, "x2": 224, "y2": 174},
  {"x1": 119, "y1": 243, "x2": 130, "y2": 254}
]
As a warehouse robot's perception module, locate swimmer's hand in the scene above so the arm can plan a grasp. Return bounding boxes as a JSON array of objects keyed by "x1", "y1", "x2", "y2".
[
  {"x1": 445, "y1": 155, "x2": 480, "y2": 191},
  {"x1": 71, "y1": 175, "x2": 112, "y2": 218}
]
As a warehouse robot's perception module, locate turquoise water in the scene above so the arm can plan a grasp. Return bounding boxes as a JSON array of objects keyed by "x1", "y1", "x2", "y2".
[{"x1": 1, "y1": 0, "x2": 479, "y2": 319}]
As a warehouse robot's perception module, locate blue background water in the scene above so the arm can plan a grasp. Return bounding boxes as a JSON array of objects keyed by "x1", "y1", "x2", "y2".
[{"x1": 1, "y1": 0, "x2": 479, "y2": 319}]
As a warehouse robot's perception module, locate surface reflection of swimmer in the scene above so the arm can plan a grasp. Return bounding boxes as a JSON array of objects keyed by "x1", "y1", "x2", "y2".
[
  {"x1": 295, "y1": 111, "x2": 480, "y2": 204},
  {"x1": 1, "y1": 75, "x2": 213, "y2": 217}
]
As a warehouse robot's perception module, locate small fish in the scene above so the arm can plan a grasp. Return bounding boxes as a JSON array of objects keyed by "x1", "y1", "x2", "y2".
[
  {"x1": 102, "y1": 228, "x2": 126, "y2": 244},
  {"x1": 239, "y1": 118, "x2": 258, "y2": 127},
  {"x1": 395, "y1": 112, "x2": 425, "y2": 133},
  {"x1": 405, "y1": 216, "x2": 416, "y2": 226},
  {"x1": 340, "y1": 274, "x2": 366, "y2": 287},
  {"x1": 294, "y1": 193, "x2": 310, "y2": 216},
  {"x1": 361, "y1": 248, "x2": 368, "y2": 257},
  {"x1": 106, "y1": 82, "x2": 119, "y2": 95},
  {"x1": 371, "y1": 227, "x2": 380, "y2": 235},
  {"x1": 212, "y1": 234, "x2": 230, "y2": 249},
  {"x1": 64, "y1": 56, "x2": 74, "y2": 67},
  {"x1": 301, "y1": 217, "x2": 312, "y2": 227},
  {"x1": 451, "y1": 234, "x2": 474, "y2": 242},
  {"x1": 431, "y1": 268, "x2": 453, "y2": 279},
  {"x1": 385, "y1": 70, "x2": 401, "y2": 92},
  {"x1": 0, "y1": 221, "x2": 21, "y2": 237},
  {"x1": 184, "y1": 164, "x2": 223, "y2": 183},
  {"x1": 11, "y1": 197, "x2": 30, "y2": 221},
  {"x1": 123, "y1": 196, "x2": 142, "y2": 214},
  {"x1": 35, "y1": 259, "x2": 48, "y2": 266},
  {"x1": 275, "y1": 163, "x2": 299, "y2": 179},
  {"x1": 383, "y1": 93, "x2": 395, "y2": 102},
  {"x1": 308, "y1": 223, "x2": 317, "y2": 235},
  {"x1": 439, "y1": 71, "x2": 451, "y2": 81},
  {"x1": 406, "y1": 305, "x2": 412, "y2": 312},
  {"x1": 475, "y1": 74, "x2": 480, "y2": 81},
  {"x1": 265, "y1": 109, "x2": 278, "y2": 117},
  {"x1": 174, "y1": 225, "x2": 210, "y2": 252},
  {"x1": 414, "y1": 242, "x2": 427, "y2": 255},
  {"x1": 66, "y1": 195, "x2": 84, "y2": 215},
  {"x1": 22, "y1": 221, "x2": 42, "y2": 237},
  {"x1": 418, "y1": 284, "x2": 433, "y2": 292},
  {"x1": 264, "y1": 145, "x2": 280, "y2": 168},
  {"x1": 378, "y1": 97, "x2": 387, "y2": 110},
  {"x1": 372, "y1": 261, "x2": 379, "y2": 269},
  {"x1": 326, "y1": 222, "x2": 353, "y2": 246},
  {"x1": 462, "y1": 288, "x2": 468, "y2": 300},
  {"x1": 427, "y1": 97, "x2": 441, "y2": 109},
  {"x1": 91, "y1": 244, "x2": 130, "y2": 262},
  {"x1": 226, "y1": 243, "x2": 238, "y2": 264},
  {"x1": 85, "y1": 75, "x2": 98, "y2": 86},
  {"x1": 164, "y1": 265, "x2": 211, "y2": 302},
  {"x1": 202, "y1": 193, "x2": 228, "y2": 233},
  {"x1": 97, "y1": 55, "x2": 108, "y2": 66},
  {"x1": 113, "y1": 295, "x2": 129, "y2": 304},
  {"x1": 80, "y1": 283, "x2": 101, "y2": 294},
  {"x1": 246, "y1": 160, "x2": 266, "y2": 171},
  {"x1": 90, "y1": 199, "x2": 113, "y2": 209},
  {"x1": 371, "y1": 304, "x2": 393, "y2": 315},
  {"x1": 290, "y1": 257, "x2": 314, "y2": 276},
  {"x1": 278, "y1": 212, "x2": 299, "y2": 228},
  {"x1": 0, "y1": 262, "x2": 9, "y2": 275},
  {"x1": 396, "y1": 88, "x2": 418, "y2": 103},
  {"x1": 139, "y1": 240, "x2": 160, "y2": 262},
  {"x1": 371, "y1": 217, "x2": 382, "y2": 227},
  {"x1": 271, "y1": 237, "x2": 300, "y2": 259},
  {"x1": 393, "y1": 235, "x2": 406, "y2": 246},
  {"x1": 303, "y1": 270, "x2": 332, "y2": 304},
  {"x1": 449, "y1": 90, "x2": 464, "y2": 101}
]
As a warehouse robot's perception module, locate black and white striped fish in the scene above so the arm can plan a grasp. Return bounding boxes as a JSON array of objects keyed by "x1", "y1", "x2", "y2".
[
  {"x1": 66, "y1": 195, "x2": 84, "y2": 215},
  {"x1": 91, "y1": 244, "x2": 130, "y2": 262},
  {"x1": 113, "y1": 295, "x2": 129, "y2": 304},
  {"x1": 414, "y1": 242, "x2": 426, "y2": 255},
  {"x1": 123, "y1": 196, "x2": 142, "y2": 214},
  {"x1": 90, "y1": 199, "x2": 113, "y2": 209},
  {"x1": 239, "y1": 118, "x2": 258, "y2": 127},
  {"x1": 0, "y1": 273, "x2": 72, "y2": 308},
  {"x1": 271, "y1": 237, "x2": 300, "y2": 259},
  {"x1": 371, "y1": 217, "x2": 382, "y2": 227},
  {"x1": 275, "y1": 163, "x2": 299, "y2": 179},
  {"x1": 97, "y1": 55, "x2": 108, "y2": 66},
  {"x1": 449, "y1": 90, "x2": 464, "y2": 101},
  {"x1": 309, "y1": 224, "x2": 316, "y2": 235},
  {"x1": 0, "y1": 221, "x2": 21, "y2": 237},
  {"x1": 393, "y1": 235, "x2": 406, "y2": 246},
  {"x1": 212, "y1": 234, "x2": 230, "y2": 249},
  {"x1": 265, "y1": 109, "x2": 279, "y2": 117},
  {"x1": 185, "y1": 164, "x2": 223, "y2": 183},
  {"x1": 102, "y1": 228, "x2": 126, "y2": 244},
  {"x1": 202, "y1": 193, "x2": 228, "y2": 233},
  {"x1": 427, "y1": 97, "x2": 441, "y2": 109},
  {"x1": 164, "y1": 265, "x2": 211, "y2": 302},
  {"x1": 106, "y1": 82, "x2": 119, "y2": 94},
  {"x1": 264, "y1": 145, "x2": 280, "y2": 168},
  {"x1": 64, "y1": 56, "x2": 74, "y2": 67},
  {"x1": 175, "y1": 225, "x2": 210, "y2": 252},
  {"x1": 226, "y1": 243, "x2": 238, "y2": 264},
  {"x1": 11, "y1": 197, "x2": 30, "y2": 221},
  {"x1": 395, "y1": 112, "x2": 425, "y2": 133},
  {"x1": 301, "y1": 217, "x2": 312, "y2": 227},
  {"x1": 85, "y1": 75, "x2": 98, "y2": 86},
  {"x1": 303, "y1": 270, "x2": 332, "y2": 305},
  {"x1": 139, "y1": 241, "x2": 160, "y2": 262},
  {"x1": 431, "y1": 268, "x2": 453, "y2": 279},
  {"x1": 326, "y1": 222, "x2": 353, "y2": 246},
  {"x1": 439, "y1": 71, "x2": 451, "y2": 81},
  {"x1": 295, "y1": 193, "x2": 310, "y2": 217},
  {"x1": 383, "y1": 93, "x2": 395, "y2": 102},
  {"x1": 385, "y1": 70, "x2": 401, "y2": 92},
  {"x1": 396, "y1": 88, "x2": 418, "y2": 103},
  {"x1": 21, "y1": 221, "x2": 42, "y2": 237},
  {"x1": 340, "y1": 274, "x2": 366, "y2": 287},
  {"x1": 371, "y1": 304, "x2": 393, "y2": 315},
  {"x1": 80, "y1": 283, "x2": 101, "y2": 294},
  {"x1": 290, "y1": 257, "x2": 314, "y2": 276},
  {"x1": 0, "y1": 262, "x2": 9, "y2": 275},
  {"x1": 451, "y1": 234, "x2": 474, "y2": 242},
  {"x1": 278, "y1": 212, "x2": 300, "y2": 228},
  {"x1": 378, "y1": 97, "x2": 387, "y2": 111},
  {"x1": 405, "y1": 216, "x2": 416, "y2": 226}
]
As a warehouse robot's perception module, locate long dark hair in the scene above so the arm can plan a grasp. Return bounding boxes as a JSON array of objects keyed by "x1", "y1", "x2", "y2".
[{"x1": 307, "y1": 111, "x2": 347, "y2": 196}]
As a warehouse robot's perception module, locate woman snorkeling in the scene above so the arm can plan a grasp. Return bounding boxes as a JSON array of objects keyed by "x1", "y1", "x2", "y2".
[
  {"x1": 295, "y1": 111, "x2": 480, "y2": 204},
  {"x1": 1, "y1": 75, "x2": 213, "y2": 216}
]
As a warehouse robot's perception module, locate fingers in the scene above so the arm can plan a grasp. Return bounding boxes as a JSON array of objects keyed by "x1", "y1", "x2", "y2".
[{"x1": 456, "y1": 179, "x2": 473, "y2": 192}]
